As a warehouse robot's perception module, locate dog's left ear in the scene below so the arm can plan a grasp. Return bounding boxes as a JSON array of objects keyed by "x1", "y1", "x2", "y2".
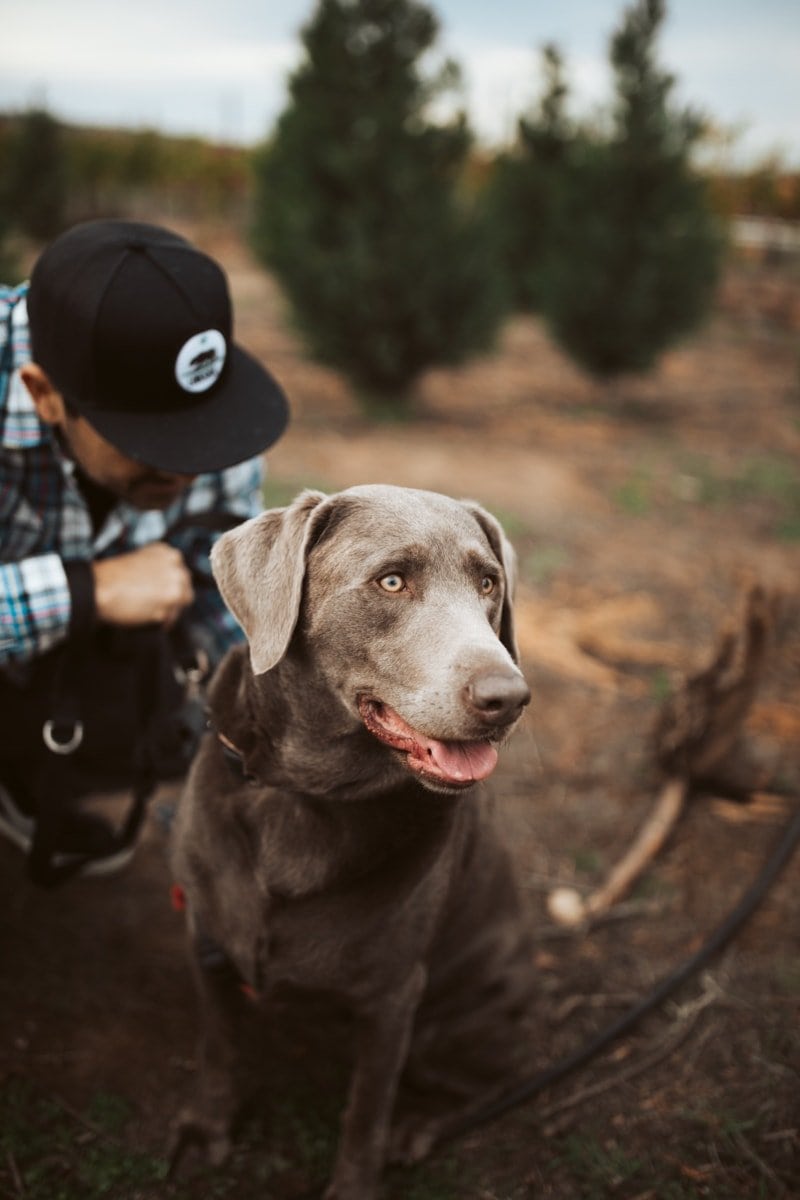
[
  {"x1": 461, "y1": 501, "x2": 521, "y2": 664},
  {"x1": 211, "y1": 490, "x2": 328, "y2": 674}
]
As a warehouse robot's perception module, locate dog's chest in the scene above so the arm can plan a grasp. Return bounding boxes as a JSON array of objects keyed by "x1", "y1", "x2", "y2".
[
  {"x1": 183, "y1": 768, "x2": 466, "y2": 1000},
  {"x1": 260, "y1": 839, "x2": 450, "y2": 999}
]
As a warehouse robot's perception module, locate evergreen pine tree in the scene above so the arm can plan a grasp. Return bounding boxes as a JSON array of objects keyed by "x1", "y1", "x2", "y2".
[
  {"x1": 486, "y1": 44, "x2": 571, "y2": 312},
  {"x1": 251, "y1": 0, "x2": 506, "y2": 405},
  {"x1": 3, "y1": 109, "x2": 68, "y2": 241},
  {"x1": 538, "y1": 0, "x2": 724, "y2": 379}
]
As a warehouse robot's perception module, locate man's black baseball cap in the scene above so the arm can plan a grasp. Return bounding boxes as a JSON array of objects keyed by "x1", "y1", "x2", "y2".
[{"x1": 27, "y1": 219, "x2": 289, "y2": 474}]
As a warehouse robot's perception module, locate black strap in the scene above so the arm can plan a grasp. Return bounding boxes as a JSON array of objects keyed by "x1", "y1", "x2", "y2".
[
  {"x1": 11, "y1": 509, "x2": 249, "y2": 886},
  {"x1": 28, "y1": 774, "x2": 151, "y2": 888},
  {"x1": 27, "y1": 626, "x2": 171, "y2": 887}
]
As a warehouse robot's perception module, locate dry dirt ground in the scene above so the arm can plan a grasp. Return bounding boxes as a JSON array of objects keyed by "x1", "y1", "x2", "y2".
[{"x1": 1, "y1": 222, "x2": 799, "y2": 1200}]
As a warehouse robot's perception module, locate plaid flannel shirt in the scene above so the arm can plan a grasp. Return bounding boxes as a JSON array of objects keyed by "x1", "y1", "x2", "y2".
[{"x1": 1, "y1": 282, "x2": 263, "y2": 667}]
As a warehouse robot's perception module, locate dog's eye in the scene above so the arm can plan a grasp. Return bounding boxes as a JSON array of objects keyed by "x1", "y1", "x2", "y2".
[
  {"x1": 481, "y1": 576, "x2": 496, "y2": 596},
  {"x1": 378, "y1": 573, "x2": 406, "y2": 593}
]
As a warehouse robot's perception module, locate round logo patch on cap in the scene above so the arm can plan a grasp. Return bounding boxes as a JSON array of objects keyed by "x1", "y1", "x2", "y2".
[{"x1": 175, "y1": 329, "x2": 227, "y2": 394}]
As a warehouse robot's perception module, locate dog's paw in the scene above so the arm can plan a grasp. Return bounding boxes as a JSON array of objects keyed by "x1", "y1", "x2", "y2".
[{"x1": 167, "y1": 1107, "x2": 233, "y2": 1177}]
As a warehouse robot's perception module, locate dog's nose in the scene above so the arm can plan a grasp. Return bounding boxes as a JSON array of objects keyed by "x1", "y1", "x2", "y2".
[{"x1": 465, "y1": 672, "x2": 531, "y2": 726}]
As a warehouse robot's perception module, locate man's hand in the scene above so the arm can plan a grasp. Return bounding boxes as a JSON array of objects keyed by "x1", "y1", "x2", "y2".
[{"x1": 92, "y1": 543, "x2": 194, "y2": 627}]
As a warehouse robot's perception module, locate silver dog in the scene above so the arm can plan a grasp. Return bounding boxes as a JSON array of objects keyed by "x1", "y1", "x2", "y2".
[{"x1": 171, "y1": 485, "x2": 537, "y2": 1200}]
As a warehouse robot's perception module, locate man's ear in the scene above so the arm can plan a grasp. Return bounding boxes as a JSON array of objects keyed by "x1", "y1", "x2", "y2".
[{"x1": 19, "y1": 364, "x2": 66, "y2": 425}]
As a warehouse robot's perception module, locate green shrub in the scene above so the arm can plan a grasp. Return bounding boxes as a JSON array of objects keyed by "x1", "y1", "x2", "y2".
[
  {"x1": 250, "y1": 0, "x2": 506, "y2": 407},
  {"x1": 536, "y1": 0, "x2": 725, "y2": 379},
  {"x1": 2, "y1": 108, "x2": 68, "y2": 240},
  {"x1": 484, "y1": 43, "x2": 571, "y2": 313}
]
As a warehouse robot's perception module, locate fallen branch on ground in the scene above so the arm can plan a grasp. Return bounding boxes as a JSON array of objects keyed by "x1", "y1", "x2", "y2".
[{"x1": 548, "y1": 586, "x2": 779, "y2": 928}]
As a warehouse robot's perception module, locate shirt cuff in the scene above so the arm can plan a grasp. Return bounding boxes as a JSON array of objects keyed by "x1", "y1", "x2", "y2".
[{"x1": 64, "y1": 560, "x2": 96, "y2": 638}]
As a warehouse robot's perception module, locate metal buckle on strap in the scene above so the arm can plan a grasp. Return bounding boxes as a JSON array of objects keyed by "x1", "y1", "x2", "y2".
[{"x1": 42, "y1": 719, "x2": 84, "y2": 755}]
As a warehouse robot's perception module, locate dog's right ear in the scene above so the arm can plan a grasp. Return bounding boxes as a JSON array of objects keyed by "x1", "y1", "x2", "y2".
[{"x1": 211, "y1": 490, "x2": 328, "y2": 674}]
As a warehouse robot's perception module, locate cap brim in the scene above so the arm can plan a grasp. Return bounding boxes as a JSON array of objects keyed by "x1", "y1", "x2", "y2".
[{"x1": 75, "y1": 345, "x2": 289, "y2": 474}]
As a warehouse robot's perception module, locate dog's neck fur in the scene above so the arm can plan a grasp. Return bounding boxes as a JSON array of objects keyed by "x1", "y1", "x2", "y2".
[
  {"x1": 208, "y1": 644, "x2": 436, "y2": 804},
  {"x1": 202, "y1": 645, "x2": 468, "y2": 903}
]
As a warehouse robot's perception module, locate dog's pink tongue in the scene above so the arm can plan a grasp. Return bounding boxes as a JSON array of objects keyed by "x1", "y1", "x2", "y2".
[
  {"x1": 413, "y1": 734, "x2": 499, "y2": 783},
  {"x1": 362, "y1": 700, "x2": 499, "y2": 784}
]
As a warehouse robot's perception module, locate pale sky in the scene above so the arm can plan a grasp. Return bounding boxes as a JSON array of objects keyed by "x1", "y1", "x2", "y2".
[{"x1": 1, "y1": 0, "x2": 798, "y2": 165}]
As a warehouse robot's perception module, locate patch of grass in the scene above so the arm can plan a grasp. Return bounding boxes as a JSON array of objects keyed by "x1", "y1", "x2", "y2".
[
  {"x1": 671, "y1": 1102, "x2": 796, "y2": 1196},
  {"x1": 650, "y1": 666, "x2": 673, "y2": 703},
  {"x1": 572, "y1": 848, "x2": 602, "y2": 876},
  {"x1": 613, "y1": 472, "x2": 653, "y2": 516},
  {"x1": 0, "y1": 1079, "x2": 166, "y2": 1200},
  {"x1": 0, "y1": 1076, "x2": 338, "y2": 1200},
  {"x1": 776, "y1": 513, "x2": 800, "y2": 540},
  {"x1": 672, "y1": 456, "x2": 730, "y2": 507},
  {"x1": 673, "y1": 453, "x2": 800, "y2": 537},
  {"x1": 733, "y1": 456, "x2": 798, "y2": 501},
  {"x1": 85, "y1": 1090, "x2": 134, "y2": 1137},
  {"x1": 553, "y1": 1133, "x2": 647, "y2": 1197},
  {"x1": 521, "y1": 545, "x2": 569, "y2": 586},
  {"x1": 385, "y1": 1155, "x2": 467, "y2": 1200},
  {"x1": 548, "y1": 1119, "x2": 789, "y2": 1200},
  {"x1": 265, "y1": 1084, "x2": 339, "y2": 1176},
  {"x1": 234, "y1": 1087, "x2": 469, "y2": 1200}
]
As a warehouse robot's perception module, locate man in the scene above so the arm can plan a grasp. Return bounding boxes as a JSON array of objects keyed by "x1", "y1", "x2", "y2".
[{"x1": 0, "y1": 218, "x2": 289, "y2": 880}]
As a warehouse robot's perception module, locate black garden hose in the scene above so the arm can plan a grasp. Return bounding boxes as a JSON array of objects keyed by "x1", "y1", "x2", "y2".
[
  {"x1": 434, "y1": 801, "x2": 800, "y2": 1147},
  {"x1": 296, "y1": 804, "x2": 799, "y2": 1199}
]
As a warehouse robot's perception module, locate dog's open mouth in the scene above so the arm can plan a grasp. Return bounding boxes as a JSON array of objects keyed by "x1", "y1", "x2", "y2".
[{"x1": 358, "y1": 698, "x2": 498, "y2": 788}]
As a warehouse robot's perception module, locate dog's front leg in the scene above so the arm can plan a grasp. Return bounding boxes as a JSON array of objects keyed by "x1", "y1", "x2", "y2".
[
  {"x1": 325, "y1": 962, "x2": 427, "y2": 1200},
  {"x1": 170, "y1": 926, "x2": 256, "y2": 1172}
]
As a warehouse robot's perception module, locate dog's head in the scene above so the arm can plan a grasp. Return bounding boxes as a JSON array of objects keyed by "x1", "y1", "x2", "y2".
[{"x1": 211, "y1": 485, "x2": 529, "y2": 793}]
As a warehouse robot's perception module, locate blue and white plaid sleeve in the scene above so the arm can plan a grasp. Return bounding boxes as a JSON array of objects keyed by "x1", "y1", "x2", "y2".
[
  {"x1": 1, "y1": 286, "x2": 78, "y2": 664},
  {"x1": 0, "y1": 554, "x2": 72, "y2": 662}
]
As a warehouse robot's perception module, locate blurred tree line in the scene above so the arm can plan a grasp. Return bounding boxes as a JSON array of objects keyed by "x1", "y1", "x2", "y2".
[
  {"x1": 0, "y1": 113, "x2": 251, "y2": 279},
  {"x1": 1, "y1": 0, "x2": 797, "y2": 403},
  {"x1": 707, "y1": 158, "x2": 800, "y2": 223},
  {"x1": 250, "y1": 0, "x2": 503, "y2": 403}
]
